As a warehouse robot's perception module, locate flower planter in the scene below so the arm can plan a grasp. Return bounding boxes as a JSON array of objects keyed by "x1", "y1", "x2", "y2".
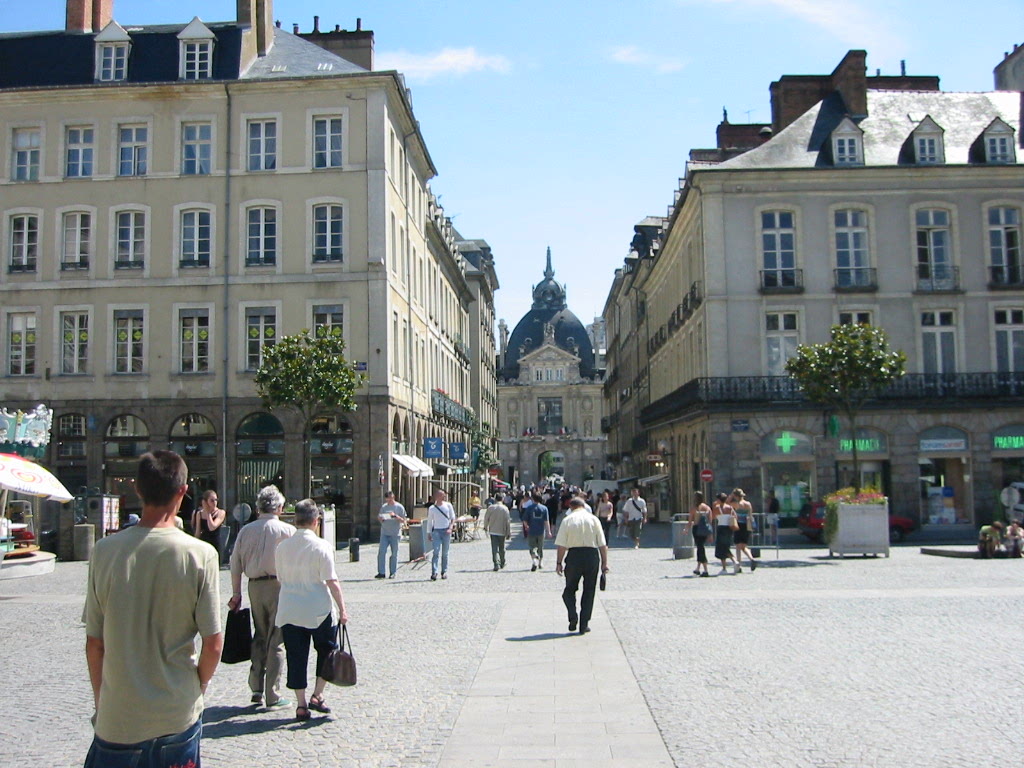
[{"x1": 828, "y1": 501, "x2": 890, "y2": 558}]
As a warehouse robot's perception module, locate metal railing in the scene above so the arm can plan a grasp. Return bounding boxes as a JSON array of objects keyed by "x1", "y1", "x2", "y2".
[
  {"x1": 988, "y1": 264, "x2": 1024, "y2": 289},
  {"x1": 759, "y1": 268, "x2": 804, "y2": 293},
  {"x1": 833, "y1": 267, "x2": 877, "y2": 291},
  {"x1": 915, "y1": 264, "x2": 960, "y2": 292}
]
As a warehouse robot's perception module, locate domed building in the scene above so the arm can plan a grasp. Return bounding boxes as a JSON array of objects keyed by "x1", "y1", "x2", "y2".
[{"x1": 496, "y1": 249, "x2": 605, "y2": 486}]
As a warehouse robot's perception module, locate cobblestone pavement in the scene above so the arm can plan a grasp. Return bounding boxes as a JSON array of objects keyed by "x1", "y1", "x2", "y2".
[{"x1": 2, "y1": 525, "x2": 1022, "y2": 767}]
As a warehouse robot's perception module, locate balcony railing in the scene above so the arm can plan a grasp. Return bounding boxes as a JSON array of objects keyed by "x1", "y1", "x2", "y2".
[
  {"x1": 833, "y1": 267, "x2": 878, "y2": 292},
  {"x1": 431, "y1": 388, "x2": 473, "y2": 427},
  {"x1": 915, "y1": 264, "x2": 960, "y2": 292},
  {"x1": 989, "y1": 264, "x2": 1024, "y2": 290},
  {"x1": 759, "y1": 268, "x2": 804, "y2": 293},
  {"x1": 641, "y1": 372, "x2": 1024, "y2": 425}
]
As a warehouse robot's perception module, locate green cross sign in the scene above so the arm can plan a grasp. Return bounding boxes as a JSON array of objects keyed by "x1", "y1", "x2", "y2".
[{"x1": 776, "y1": 431, "x2": 799, "y2": 453}]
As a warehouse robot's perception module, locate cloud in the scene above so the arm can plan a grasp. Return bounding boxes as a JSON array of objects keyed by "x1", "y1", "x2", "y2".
[
  {"x1": 685, "y1": 0, "x2": 901, "y2": 50},
  {"x1": 376, "y1": 47, "x2": 511, "y2": 80},
  {"x1": 609, "y1": 45, "x2": 686, "y2": 74}
]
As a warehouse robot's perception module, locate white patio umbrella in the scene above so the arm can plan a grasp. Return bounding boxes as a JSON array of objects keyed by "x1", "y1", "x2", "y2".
[{"x1": 0, "y1": 453, "x2": 73, "y2": 503}]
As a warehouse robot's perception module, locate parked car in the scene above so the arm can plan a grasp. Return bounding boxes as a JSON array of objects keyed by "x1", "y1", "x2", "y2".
[{"x1": 797, "y1": 503, "x2": 917, "y2": 543}]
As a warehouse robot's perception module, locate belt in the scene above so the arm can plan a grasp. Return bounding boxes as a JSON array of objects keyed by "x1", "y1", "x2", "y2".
[{"x1": 251, "y1": 574, "x2": 277, "y2": 581}]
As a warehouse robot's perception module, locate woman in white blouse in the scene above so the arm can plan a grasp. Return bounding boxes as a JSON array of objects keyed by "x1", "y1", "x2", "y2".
[{"x1": 275, "y1": 499, "x2": 349, "y2": 721}]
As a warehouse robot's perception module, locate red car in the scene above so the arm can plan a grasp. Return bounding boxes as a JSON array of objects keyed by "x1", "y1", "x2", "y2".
[{"x1": 796, "y1": 504, "x2": 917, "y2": 543}]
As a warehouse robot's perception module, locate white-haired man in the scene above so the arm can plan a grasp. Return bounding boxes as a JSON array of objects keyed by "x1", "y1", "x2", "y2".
[{"x1": 229, "y1": 485, "x2": 295, "y2": 708}]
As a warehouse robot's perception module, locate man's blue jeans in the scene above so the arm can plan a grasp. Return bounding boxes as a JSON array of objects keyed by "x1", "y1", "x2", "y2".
[
  {"x1": 84, "y1": 717, "x2": 202, "y2": 768},
  {"x1": 431, "y1": 529, "x2": 451, "y2": 576},
  {"x1": 378, "y1": 533, "x2": 400, "y2": 576}
]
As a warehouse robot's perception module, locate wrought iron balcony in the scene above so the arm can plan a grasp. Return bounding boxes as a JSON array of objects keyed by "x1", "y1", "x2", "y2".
[
  {"x1": 641, "y1": 372, "x2": 1024, "y2": 425},
  {"x1": 988, "y1": 264, "x2": 1024, "y2": 290},
  {"x1": 759, "y1": 268, "x2": 804, "y2": 293},
  {"x1": 833, "y1": 267, "x2": 878, "y2": 292},
  {"x1": 431, "y1": 388, "x2": 473, "y2": 427},
  {"x1": 915, "y1": 264, "x2": 960, "y2": 292}
]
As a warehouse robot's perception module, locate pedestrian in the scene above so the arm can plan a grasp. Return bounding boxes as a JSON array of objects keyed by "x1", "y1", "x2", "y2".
[
  {"x1": 426, "y1": 489, "x2": 455, "y2": 580},
  {"x1": 524, "y1": 493, "x2": 553, "y2": 571},
  {"x1": 555, "y1": 497, "x2": 610, "y2": 635},
  {"x1": 730, "y1": 488, "x2": 758, "y2": 572},
  {"x1": 1007, "y1": 519, "x2": 1023, "y2": 558},
  {"x1": 596, "y1": 491, "x2": 615, "y2": 541},
  {"x1": 482, "y1": 497, "x2": 512, "y2": 570},
  {"x1": 713, "y1": 492, "x2": 739, "y2": 574},
  {"x1": 83, "y1": 451, "x2": 221, "y2": 768},
  {"x1": 228, "y1": 485, "x2": 296, "y2": 709},
  {"x1": 376, "y1": 490, "x2": 407, "y2": 579},
  {"x1": 689, "y1": 491, "x2": 712, "y2": 577},
  {"x1": 192, "y1": 489, "x2": 227, "y2": 561},
  {"x1": 615, "y1": 493, "x2": 627, "y2": 539},
  {"x1": 624, "y1": 487, "x2": 648, "y2": 549},
  {"x1": 275, "y1": 499, "x2": 349, "y2": 722},
  {"x1": 978, "y1": 521, "x2": 1004, "y2": 558},
  {"x1": 469, "y1": 492, "x2": 482, "y2": 520}
]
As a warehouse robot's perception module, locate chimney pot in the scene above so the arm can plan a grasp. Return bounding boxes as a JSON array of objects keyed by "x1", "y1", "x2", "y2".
[
  {"x1": 276, "y1": 20, "x2": 281, "y2": 28},
  {"x1": 900, "y1": 59, "x2": 906, "y2": 76},
  {"x1": 356, "y1": 17, "x2": 362, "y2": 31},
  {"x1": 293, "y1": 23, "x2": 299, "y2": 33},
  {"x1": 313, "y1": 15, "x2": 320, "y2": 33},
  {"x1": 335, "y1": 24, "x2": 340, "y2": 32},
  {"x1": 66, "y1": 0, "x2": 92, "y2": 32}
]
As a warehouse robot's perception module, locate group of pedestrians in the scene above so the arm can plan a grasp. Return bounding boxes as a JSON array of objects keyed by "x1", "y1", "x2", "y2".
[{"x1": 689, "y1": 488, "x2": 759, "y2": 576}]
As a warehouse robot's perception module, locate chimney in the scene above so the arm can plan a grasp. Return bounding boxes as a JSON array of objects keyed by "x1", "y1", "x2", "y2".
[
  {"x1": 92, "y1": 0, "x2": 113, "y2": 31},
  {"x1": 238, "y1": 0, "x2": 274, "y2": 59},
  {"x1": 313, "y1": 15, "x2": 320, "y2": 33},
  {"x1": 66, "y1": 0, "x2": 92, "y2": 32}
]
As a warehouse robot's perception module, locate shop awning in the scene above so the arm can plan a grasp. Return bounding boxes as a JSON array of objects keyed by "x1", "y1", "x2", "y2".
[
  {"x1": 393, "y1": 454, "x2": 433, "y2": 478},
  {"x1": 616, "y1": 476, "x2": 638, "y2": 485},
  {"x1": 638, "y1": 473, "x2": 669, "y2": 486}
]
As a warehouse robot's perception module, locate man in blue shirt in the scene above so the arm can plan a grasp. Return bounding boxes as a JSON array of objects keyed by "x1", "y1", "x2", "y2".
[{"x1": 522, "y1": 493, "x2": 552, "y2": 571}]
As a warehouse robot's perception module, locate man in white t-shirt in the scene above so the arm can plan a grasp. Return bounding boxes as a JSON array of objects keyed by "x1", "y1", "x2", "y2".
[
  {"x1": 376, "y1": 491, "x2": 408, "y2": 579},
  {"x1": 624, "y1": 487, "x2": 648, "y2": 549},
  {"x1": 426, "y1": 489, "x2": 455, "y2": 580}
]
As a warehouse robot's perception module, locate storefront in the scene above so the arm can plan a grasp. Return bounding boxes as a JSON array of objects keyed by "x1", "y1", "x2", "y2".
[
  {"x1": 835, "y1": 427, "x2": 891, "y2": 494},
  {"x1": 760, "y1": 429, "x2": 815, "y2": 524},
  {"x1": 235, "y1": 413, "x2": 285, "y2": 508},
  {"x1": 169, "y1": 413, "x2": 218, "y2": 518},
  {"x1": 918, "y1": 426, "x2": 972, "y2": 525},
  {"x1": 310, "y1": 415, "x2": 355, "y2": 538},
  {"x1": 103, "y1": 415, "x2": 150, "y2": 514},
  {"x1": 991, "y1": 424, "x2": 1024, "y2": 519}
]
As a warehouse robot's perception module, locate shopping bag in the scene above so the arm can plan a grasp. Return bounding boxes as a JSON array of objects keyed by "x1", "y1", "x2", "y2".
[
  {"x1": 222, "y1": 608, "x2": 252, "y2": 664},
  {"x1": 323, "y1": 625, "x2": 357, "y2": 686}
]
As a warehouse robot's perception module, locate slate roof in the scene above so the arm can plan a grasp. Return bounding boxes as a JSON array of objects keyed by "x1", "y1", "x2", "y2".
[
  {"x1": 0, "y1": 24, "x2": 364, "y2": 90},
  {"x1": 710, "y1": 90, "x2": 1022, "y2": 170}
]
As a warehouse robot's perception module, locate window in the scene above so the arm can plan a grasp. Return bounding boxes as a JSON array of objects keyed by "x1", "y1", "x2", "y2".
[
  {"x1": 761, "y1": 210, "x2": 796, "y2": 287},
  {"x1": 7, "y1": 313, "x2": 36, "y2": 376},
  {"x1": 247, "y1": 119, "x2": 277, "y2": 171},
  {"x1": 245, "y1": 308, "x2": 275, "y2": 371},
  {"x1": 921, "y1": 310, "x2": 956, "y2": 374},
  {"x1": 97, "y1": 42, "x2": 129, "y2": 81},
  {"x1": 181, "y1": 123, "x2": 212, "y2": 175},
  {"x1": 986, "y1": 133, "x2": 1015, "y2": 164},
  {"x1": 995, "y1": 309, "x2": 1024, "y2": 373},
  {"x1": 911, "y1": 118, "x2": 944, "y2": 165},
  {"x1": 313, "y1": 116, "x2": 343, "y2": 168},
  {"x1": 179, "y1": 309, "x2": 210, "y2": 373},
  {"x1": 246, "y1": 206, "x2": 276, "y2": 266},
  {"x1": 765, "y1": 312, "x2": 798, "y2": 376},
  {"x1": 834, "y1": 136, "x2": 860, "y2": 165},
  {"x1": 916, "y1": 136, "x2": 941, "y2": 164},
  {"x1": 60, "y1": 311, "x2": 89, "y2": 374},
  {"x1": 113, "y1": 310, "x2": 145, "y2": 373},
  {"x1": 537, "y1": 397, "x2": 563, "y2": 435},
  {"x1": 182, "y1": 40, "x2": 213, "y2": 80},
  {"x1": 8, "y1": 214, "x2": 38, "y2": 273},
  {"x1": 65, "y1": 127, "x2": 94, "y2": 178},
  {"x1": 62, "y1": 211, "x2": 91, "y2": 270},
  {"x1": 915, "y1": 208, "x2": 955, "y2": 290},
  {"x1": 834, "y1": 209, "x2": 871, "y2": 288},
  {"x1": 58, "y1": 413, "x2": 87, "y2": 457},
  {"x1": 180, "y1": 210, "x2": 211, "y2": 267},
  {"x1": 11, "y1": 128, "x2": 40, "y2": 181},
  {"x1": 312, "y1": 204, "x2": 343, "y2": 263},
  {"x1": 839, "y1": 310, "x2": 872, "y2": 326},
  {"x1": 989, "y1": 206, "x2": 1022, "y2": 286},
  {"x1": 313, "y1": 305, "x2": 344, "y2": 340},
  {"x1": 115, "y1": 211, "x2": 145, "y2": 269},
  {"x1": 118, "y1": 124, "x2": 147, "y2": 176}
]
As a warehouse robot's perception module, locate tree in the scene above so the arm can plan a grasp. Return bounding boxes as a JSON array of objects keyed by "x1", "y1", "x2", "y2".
[
  {"x1": 785, "y1": 324, "x2": 906, "y2": 492},
  {"x1": 254, "y1": 329, "x2": 366, "y2": 494}
]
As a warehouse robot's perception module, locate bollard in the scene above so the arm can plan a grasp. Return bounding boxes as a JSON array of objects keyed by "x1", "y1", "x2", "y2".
[
  {"x1": 671, "y1": 517, "x2": 693, "y2": 560},
  {"x1": 74, "y1": 523, "x2": 95, "y2": 562},
  {"x1": 349, "y1": 537, "x2": 360, "y2": 562}
]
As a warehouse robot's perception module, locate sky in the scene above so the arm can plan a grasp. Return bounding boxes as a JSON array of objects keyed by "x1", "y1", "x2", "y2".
[{"x1": 3, "y1": 0, "x2": 1021, "y2": 336}]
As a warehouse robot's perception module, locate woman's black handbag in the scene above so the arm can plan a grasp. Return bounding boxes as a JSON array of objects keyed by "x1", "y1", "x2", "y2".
[
  {"x1": 222, "y1": 608, "x2": 252, "y2": 664},
  {"x1": 324, "y1": 625, "x2": 357, "y2": 687}
]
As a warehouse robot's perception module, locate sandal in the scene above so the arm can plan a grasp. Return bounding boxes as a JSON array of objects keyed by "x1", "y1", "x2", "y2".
[
  {"x1": 308, "y1": 695, "x2": 331, "y2": 713},
  {"x1": 295, "y1": 706, "x2": 311, "y2": 722}
]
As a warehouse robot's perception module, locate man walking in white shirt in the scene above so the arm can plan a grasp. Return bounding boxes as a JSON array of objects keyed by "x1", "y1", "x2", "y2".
[
  {"x1": 482, "y1": 497, "x2": 512, "y2": 570},
  {"x1": 426, "y1": 489, "x2": 455, "y2": 581},
  {"x1": 624, "y1": 487, "x2": 648, "y2": 549},
  {"x1": 376, "y1": 491, "x2": 407, "y2": 579},
  {"x1": 555, "y1": 498, "x2": 610, "y2": 635}
]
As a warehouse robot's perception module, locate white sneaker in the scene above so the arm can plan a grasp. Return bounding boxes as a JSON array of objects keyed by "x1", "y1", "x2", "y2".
[{"x1": 719, "y1": 567, "x2": 729, "y2": 575}]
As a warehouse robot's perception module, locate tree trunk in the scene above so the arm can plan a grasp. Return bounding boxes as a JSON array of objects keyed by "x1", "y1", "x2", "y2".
[{"x1": 847, "y1": 408, "x2": 860, "y2": 494}]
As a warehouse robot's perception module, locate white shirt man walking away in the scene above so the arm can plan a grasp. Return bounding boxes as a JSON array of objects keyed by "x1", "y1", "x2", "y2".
[
  {"x1": 555, "y1": 497, "x2": 610, "y2": 635},
  {"x1": 624, "y1": 487, "x2": 648, "y2": 549},
  {"x1": 426, "y1": 489, "x2": 456, "y2": 580}
]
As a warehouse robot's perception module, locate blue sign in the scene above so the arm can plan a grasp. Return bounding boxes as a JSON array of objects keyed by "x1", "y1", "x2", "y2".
[
  {"x1": 423, "y1": 437, "x2": 444, "y2": 458},
  {"x1": 449, "y1": 442, "x2": 467, "y2": 460}
]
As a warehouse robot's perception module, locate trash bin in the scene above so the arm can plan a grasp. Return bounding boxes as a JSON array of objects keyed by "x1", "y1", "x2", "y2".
[
  {"x1": 671, "y1": 515, "x2": 693, "y2": 560},
  {"x1": 348, "y1": 538, "x2": 360, "y2": 562},
  {"x1": 74, "y1": 523, "x2": 95, "y2": 562},
  {"x1": 408, "y1": 522, "x2": 428, "y2": 561}
]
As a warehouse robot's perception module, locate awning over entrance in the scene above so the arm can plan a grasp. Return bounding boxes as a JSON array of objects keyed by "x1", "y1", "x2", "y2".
[
  {"x1": 394, "y1": 454, "x2": 433, "y2": 478},
  {"x1": 638, "y1": 473, "x2": 669, "y2": 486}
]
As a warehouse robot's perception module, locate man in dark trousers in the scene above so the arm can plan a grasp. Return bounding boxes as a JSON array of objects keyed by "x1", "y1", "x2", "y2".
[{"x1": 555, "y1": 497, "x2": 610, "y2": 635}]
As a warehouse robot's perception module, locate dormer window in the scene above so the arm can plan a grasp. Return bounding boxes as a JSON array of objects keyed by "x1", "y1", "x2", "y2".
[
  {"x1": 94, "y1": 22, "x2": 132, "y2": 82},
  {"x1": 912, "y1": 116, "x2": 945, "y2": 165},
  {"x1": 831, "y1": 117, "x2": 864, "y2": 166},
  {"x1": 983, "y1": 118, "x2": 1017, "y2": 164},
  {"x1": 178, "y1": 18, "x2": 216, "y2": 81}
]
